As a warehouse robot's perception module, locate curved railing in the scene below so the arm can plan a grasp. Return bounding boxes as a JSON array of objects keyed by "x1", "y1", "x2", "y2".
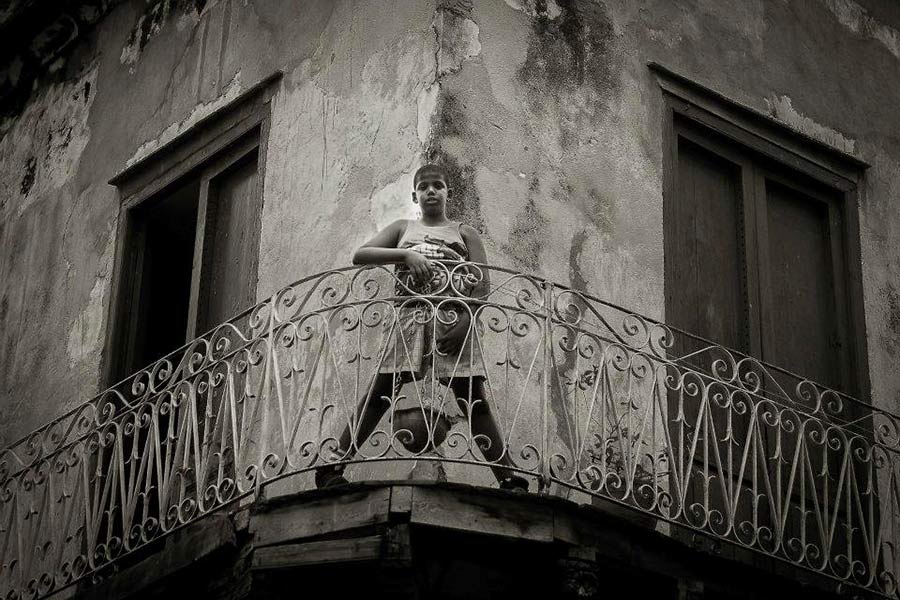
[{"x1": 2, "y1": 263, "x2": 899, "y2": 599}]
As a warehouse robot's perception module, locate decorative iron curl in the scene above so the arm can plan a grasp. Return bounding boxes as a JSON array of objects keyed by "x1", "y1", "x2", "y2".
[
  {"x1": 647, "y1": 322, "x2": 675, "y2": 358},
  {"x1": 820, "y1": 388, "x2": 847, "y2": 420},
  {"x1": 317, "y1": 271, "x2": 354, "y2": 308},
  {"x1": 878, "y1": 570, "x2": 897, "y2": 595},
  {"x1": 503, "y1": 309, "x2": 540, "y2": 339},
  {"x1": 349, "y1": 266, "x2": 386, "y2": 301},
  {"x1": 794, "y1": 378, "x2": 826, "y2": 416},
  {"x1": 434, "y1": 297, "x2": 473, "y2": 328},
  {"x1": 484, "y1": 271, "x2": 544, "y2": 310},
  {"x1": 876, "y1": 413, "x2": 900, "y2": 449},
  {"x1": 548, "y1": 452, "x2": 574, "y2": 481},
  {"x1": 247, "y1": 299, "x2": 271, "y2": 334},
  {"x1": 621, "y1": 313, "x2": 653, "y2": 349},
  {"x1": 208, "y1": 322, "x2": 251, "y2": 362},
  {"x1": 442, "y1": 430, "x2": 472, "y2": 461},
  {"x1": 517, "y1": 444, "x2": 541, "y2": 472},
  {"x1": 448, "y1": 261, "x2": 483, "y2": 297}
]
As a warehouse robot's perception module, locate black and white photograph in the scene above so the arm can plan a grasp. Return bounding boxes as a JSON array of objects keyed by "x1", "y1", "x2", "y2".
[{"x1": 1, "y1": 1, "x2": 898, "y2": 598}]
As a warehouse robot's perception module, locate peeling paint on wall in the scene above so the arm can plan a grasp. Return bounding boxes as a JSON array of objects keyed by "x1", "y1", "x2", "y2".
[
  {"x1": 764, "y1": 94, "x2": 856, "y2": 154},
  {"x1": 66, "y1": 272, "x2": 107, "y2": 368},
  {"x1": 370, "y1": 172, "x2": 420, "y2": 230},
  {"x1": 434, "y1": 1, "x2": 482, "y2": 77},
  {"x1": 0, "y1": 63, "x2": 97, "y2": 217},
  {"x1": 124, "y1": 72, "x2": 242, "y2": 168},
  {"x1": 417, "y1": 84, "x2": 440, "y2": 144},
  {"x1": 821, "y1": 0, "x2": 900, "y2": 60},
  {"x1": 0, "y1": 0, "x2": 121, "y2": 133}
]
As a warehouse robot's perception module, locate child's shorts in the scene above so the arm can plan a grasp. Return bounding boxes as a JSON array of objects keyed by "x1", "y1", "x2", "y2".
[{"x1": 378, "y1": 298, "x2": 486, "y2": 382}]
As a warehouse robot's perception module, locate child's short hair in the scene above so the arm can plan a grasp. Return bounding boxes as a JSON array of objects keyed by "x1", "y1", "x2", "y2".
[{"x1": 413, "y1": 164, "x2": 450, "y2": 187}]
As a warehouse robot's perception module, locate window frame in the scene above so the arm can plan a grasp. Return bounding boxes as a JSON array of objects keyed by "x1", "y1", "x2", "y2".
[
  {"x1": 103, "y1": 73, "x2": 280, "y2": 388},
  {"x1": 653, "y1": 63, "x2": 870, "y2": 399}
]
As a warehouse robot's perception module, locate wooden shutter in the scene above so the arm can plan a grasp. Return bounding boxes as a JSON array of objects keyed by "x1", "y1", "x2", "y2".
[
  {"x1": 195, "y1": 151, "x2": 261, "y2": 334},
  {"x1": 668, "y1": 131, "x2": 750, "y2": 354},
  {"x1": 184, "y1": 133, "x2": 262, "y2": 339},
  {"x1": 114, "y1": 132, "x2": 263, "y2": 379},
  {"x1": 757, "y1": 174, "x2": 850, "y2": 392}
]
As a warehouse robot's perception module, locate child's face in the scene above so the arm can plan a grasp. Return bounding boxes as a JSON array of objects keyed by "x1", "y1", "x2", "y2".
[{"x1": 412, "y1": 174, "x2": 449, "y2": 216}]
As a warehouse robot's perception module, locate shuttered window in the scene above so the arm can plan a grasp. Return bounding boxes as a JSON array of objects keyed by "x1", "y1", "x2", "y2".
[
  {"x1": 655, "y1": 65, "x2": 869, "y2": 572},
  {"x1": 106, "y1": 76, "x2": 277, "y2": 385},
  {"x1": 112, "y1": 135, "x2": 262, "y2": 379},
  {"x1": 665, "y1": 114, "x2": 866, "y2": 562},
  {"x1": 667, "y1": 117, "x2": 855, "y2": 394}
]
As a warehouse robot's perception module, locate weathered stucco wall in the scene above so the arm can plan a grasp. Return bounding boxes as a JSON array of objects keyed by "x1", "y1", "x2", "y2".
[{"x1": 2, "y1": 0, "x2": 900, "y2": 447}]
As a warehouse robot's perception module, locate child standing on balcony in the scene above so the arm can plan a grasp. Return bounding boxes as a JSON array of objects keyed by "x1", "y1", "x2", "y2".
[{"x1": 315, "y1": 164, "x2": 528, "y2": 492}]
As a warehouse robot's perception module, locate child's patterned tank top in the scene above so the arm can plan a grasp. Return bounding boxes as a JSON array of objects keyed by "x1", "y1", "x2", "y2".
[{"x1": 395, "y1": 220, "x2": 471, "y2": 295}]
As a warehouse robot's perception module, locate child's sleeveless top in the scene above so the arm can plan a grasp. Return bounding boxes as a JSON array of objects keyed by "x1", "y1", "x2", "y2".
[
  {"x1": 395, "y1": 220, "x2": 469, "y2": 295},
  {"x1": 398, "y1": 220, "x2": 467, "y2": 257}
]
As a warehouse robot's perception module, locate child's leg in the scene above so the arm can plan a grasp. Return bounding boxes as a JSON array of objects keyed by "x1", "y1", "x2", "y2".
[
  {"x1": 448, "y1": 377, "x2": 527, "y2": 490},
  {"x1": 317, "y1": 373, "x2": 396, "y2": 487},
  {"x1": 336, "y1": 372, "x2": 397, "y2": 456}
]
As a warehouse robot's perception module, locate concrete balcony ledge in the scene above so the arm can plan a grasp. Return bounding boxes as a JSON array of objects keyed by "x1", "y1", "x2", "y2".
[{"x1": 67, "y1": 480, "x2": 845, "y2": 600}]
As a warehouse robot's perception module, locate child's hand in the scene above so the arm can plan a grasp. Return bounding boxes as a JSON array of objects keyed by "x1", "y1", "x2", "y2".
[
  {"x1": 403, "y1": 250, "x2": 434, "y2": 283},
  {"x1": 437, "y1": 246, "x2": 463, "y2": 261}
]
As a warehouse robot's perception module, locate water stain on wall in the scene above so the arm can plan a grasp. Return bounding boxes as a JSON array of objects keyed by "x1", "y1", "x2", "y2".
[
  {"x1": 884, "y1": 283, "x2": 900, "y2": 358},
  {"x1": 502, "y1": 181, "x2": 548, "y2": 272},
  {"x1": 0, "y1": 63, "x2": 97, "y2": 216},
  {"x1": 120, "y1": 0, "x2": 203, "y2": 65},
  {"x1": 517, "y1": 0, "x2": 616, "y2": 105},
  {"x1": 568, "y1": 227, "x2": 589, "y2": 291},
  {"x1": 582, "y1": 188, "x2": 614, "y2": 236},
  {"x1": 19, "y1": 155, "x2": 35, "y2": 195},
  {"x1": 426, "y1": 91, "x2": 485, "y2": 233}
]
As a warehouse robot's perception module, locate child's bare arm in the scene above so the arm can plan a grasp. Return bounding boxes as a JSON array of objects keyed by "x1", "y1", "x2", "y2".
[{"x1": 352, "y1": 219, "x2": 432, "y2": 281}]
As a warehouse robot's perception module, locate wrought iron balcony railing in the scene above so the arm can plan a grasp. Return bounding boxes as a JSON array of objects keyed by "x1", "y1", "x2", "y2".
[{"x1": 1, "y1": 263, "x2": 898, "y2": 599}]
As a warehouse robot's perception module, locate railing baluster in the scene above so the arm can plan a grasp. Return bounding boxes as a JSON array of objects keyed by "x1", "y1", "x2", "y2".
[{"x1": 538, "y1": 280, "x2": 553, "y2": 494}]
